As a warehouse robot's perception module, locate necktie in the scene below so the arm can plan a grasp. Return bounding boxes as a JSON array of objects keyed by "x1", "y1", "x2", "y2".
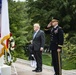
[{"x1": 33, "y1": 32, "x2": 37, "y2": 39}]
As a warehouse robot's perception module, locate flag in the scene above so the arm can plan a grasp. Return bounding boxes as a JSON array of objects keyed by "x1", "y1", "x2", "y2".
[{"x1": 0, "y1": 0, "x2": 10, "y2": 57}]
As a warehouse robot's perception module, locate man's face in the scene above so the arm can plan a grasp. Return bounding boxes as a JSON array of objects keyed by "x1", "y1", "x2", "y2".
[
  {"x1": 51, "y1": 21, "x2": 58, "y2": 27},
  {"x1": 34, "y1": 26, "x2": 39, "y2": 31}
]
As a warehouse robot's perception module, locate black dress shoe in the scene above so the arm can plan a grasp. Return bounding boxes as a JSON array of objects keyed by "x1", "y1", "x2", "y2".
[
  {"x1": 54, "y1": 74, "x2": 59, "y2": 75},
  {"x1": 32, "y1": 69, "x2": 37, "y2": 72},
  {"x1": 36, "y1": 70, "x2": 42, "y2": 72},
  {"x1": 32, "y1": 68, "x2": 38, "y2": 72}
]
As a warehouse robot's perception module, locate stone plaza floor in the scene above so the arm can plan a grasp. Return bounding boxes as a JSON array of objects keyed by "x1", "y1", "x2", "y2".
[{"x1": 11, "y1": 58, "x2": 76, "y2": 75}]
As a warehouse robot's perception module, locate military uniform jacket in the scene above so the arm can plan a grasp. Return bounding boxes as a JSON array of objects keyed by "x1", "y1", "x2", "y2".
[{"x1": 45, "y1": 26, "x2": 64, "y2": 50}]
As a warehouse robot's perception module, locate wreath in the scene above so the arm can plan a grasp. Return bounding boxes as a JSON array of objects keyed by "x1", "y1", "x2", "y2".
[
  {"x1": 9, "y1": 36, "x2": 15, "y2": 51},
  {"x1": 5, "y1": 36, "x2": 16, "y2": 65}
]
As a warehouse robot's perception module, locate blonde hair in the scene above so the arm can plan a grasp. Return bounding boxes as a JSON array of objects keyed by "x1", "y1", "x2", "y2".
[{"x1": 34, "y1": 23, "x2": 40, "y2": 29}]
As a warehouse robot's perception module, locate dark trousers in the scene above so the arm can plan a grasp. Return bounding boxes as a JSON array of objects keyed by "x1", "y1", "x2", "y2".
[
  {"x1": 51, "y1": 50, "x2": 62, "y2": 75},
  {"x1": 33, "y1": 50, "x2": 42, "y2": 70}
]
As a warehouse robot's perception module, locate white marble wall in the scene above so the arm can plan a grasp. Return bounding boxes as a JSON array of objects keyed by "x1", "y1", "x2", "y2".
[
  {"x1": 0, "y1": 65, "x2": 11, "y2": 75},
  {"x1": 0, "y1": 56, "x2": 4, "y2": 66}
]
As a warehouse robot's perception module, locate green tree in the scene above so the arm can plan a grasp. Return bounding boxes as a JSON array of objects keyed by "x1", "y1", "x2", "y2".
[
  {"x1": 26, "y1": 0, "x2": 76, "y2": 32},
  {"x1": 8, "y1": 0, "x2": 33, "y2": 57}
]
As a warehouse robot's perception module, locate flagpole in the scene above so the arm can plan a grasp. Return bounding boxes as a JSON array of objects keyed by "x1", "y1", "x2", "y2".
[
  {"x1": 0, "y1": 0, "x2": 11, "y2": 75},
  {"x1": 0, "y1": 0, "x2": 10, "y2": 65}
]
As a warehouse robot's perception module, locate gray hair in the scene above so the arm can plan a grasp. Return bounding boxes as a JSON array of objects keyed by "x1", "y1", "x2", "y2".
[{"x1": 34, "y1": 23, "x2": 40, "y2": 28}]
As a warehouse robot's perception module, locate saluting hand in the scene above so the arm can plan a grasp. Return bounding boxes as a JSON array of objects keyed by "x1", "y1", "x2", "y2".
[{"x1": 47, "y1": 22, "x2": 52, "y2": 28}]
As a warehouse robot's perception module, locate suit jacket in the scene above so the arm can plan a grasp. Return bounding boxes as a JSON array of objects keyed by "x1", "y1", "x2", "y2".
[{"x1": 33, "y1": 30, "x2": 45, "y2": 51}]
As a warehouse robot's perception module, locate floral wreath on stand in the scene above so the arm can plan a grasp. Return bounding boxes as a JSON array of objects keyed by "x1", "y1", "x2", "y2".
[{"x1": 5, "y1": 33, "x2": 15, "y2": 65}]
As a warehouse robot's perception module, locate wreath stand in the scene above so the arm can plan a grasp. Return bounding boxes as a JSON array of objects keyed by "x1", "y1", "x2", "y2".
[
  {"x1": 6, "y1": 36, "x2": 18, "y2": 75},
  {"x1": 5, "y1": 52, "x2": 18, "y2": 75},
  {"x1": 8, "y1": 53, "x2": 18, "y2": 75},
  {"x1": 0, "y1": 56, "x2": 11, "y2": 75},
  {"x1": 11, "y1": 62, "x2": 18, "y2": 75},
  {"x1": 8, "y1": 55, "x2": 18, "y2": 75}
]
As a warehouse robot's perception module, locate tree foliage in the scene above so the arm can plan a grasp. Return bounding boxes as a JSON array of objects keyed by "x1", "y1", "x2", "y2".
[
  {"x1": 8, "y1": 0, "x2": 33, "y2": 57},
  {"x1": 63, "y1": 33, "x2": 76, "y2": 69},
  {"x1": 26, "y1": 0, "x2": 76, "y2": 32}
]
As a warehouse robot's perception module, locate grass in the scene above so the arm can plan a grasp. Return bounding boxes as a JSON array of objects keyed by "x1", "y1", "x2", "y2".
[
  {"x1": 42, "y1": 53, "x2": 52, "y2": 66},
  {"x1": 17, "y1": 53, "x2": 28, "y2": 60},
  {"x1": 62, "y1": 59, "x2": 76, "y2": 70},
  {"x1": 42, "y1": 53, "x2": 76, "y2": 70}
]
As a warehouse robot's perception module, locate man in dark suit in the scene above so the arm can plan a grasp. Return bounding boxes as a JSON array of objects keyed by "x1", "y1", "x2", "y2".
[
  {"x1": 32, "y1": 23, "x2": 45, "y2": 72},
  {"x1": 45, "y1": 19, "x2": 64, "y2": 75}
]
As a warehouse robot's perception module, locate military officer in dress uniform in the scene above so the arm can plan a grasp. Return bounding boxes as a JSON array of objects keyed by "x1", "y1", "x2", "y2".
[{"x1": 45, "y1": 19, "x2": 64, "y2": 75}]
